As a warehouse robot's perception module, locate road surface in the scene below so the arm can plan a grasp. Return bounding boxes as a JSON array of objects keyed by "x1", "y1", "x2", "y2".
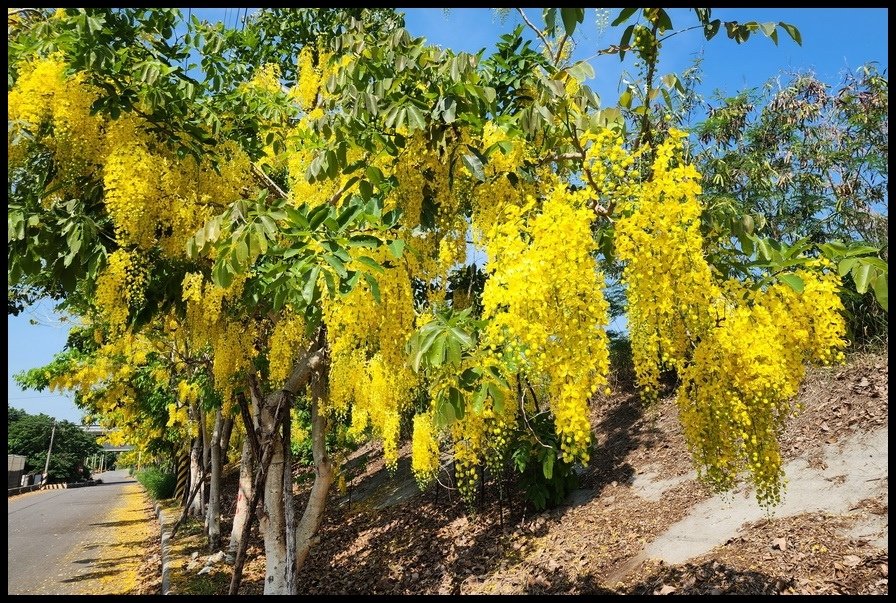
[{"x1": 7, "y1": 469, "x2": 154, "y2": 595}]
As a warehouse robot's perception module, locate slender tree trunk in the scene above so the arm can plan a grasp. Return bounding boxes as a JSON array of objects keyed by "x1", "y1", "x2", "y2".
[
  {"x1": 229, "y1": 342, "x2": 325, "y2": 595},
  {"x1": 294, "y1": 370, "x2": 334, "y2": 576},
  {"x1": 229, "y1": 438, "x2": 253, "y2": 553},
  {"x1": 258, "y1": 391, "x2": 294, "y2": 595},
  {"x1": 200, "y1": 408, "x2": 210, "y2": 519},
  {"x1": 283, "y1": 406, "x2": 297, "y2": 594},
  {"x1": 207, "y1": 408, "x2": 223, "y2": 550},
  {"x1": 188, "y1": 434, "x2": 203, "y2": 517},
  {"x1": 220, "y1": 416, "x2": 234, "y2": 465}
]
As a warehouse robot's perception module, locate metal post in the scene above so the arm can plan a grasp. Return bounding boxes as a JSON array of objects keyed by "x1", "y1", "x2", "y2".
[{"x1": 42, "y1": 419, "x2": 57, "y2": 485}]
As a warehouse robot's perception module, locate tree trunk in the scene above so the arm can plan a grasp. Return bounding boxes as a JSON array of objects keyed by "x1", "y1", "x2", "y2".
[
  {"x1": 229, "y1": 343, "x2": 325, "y2": 595},
  {"x1": 294, "y1": 371, "x2": 334, "y2": 576},
  {"x1": 258, "y1": 391, "x2": 294, "y2": 594},
  {"x1": 220, "y1": 415, "x2": 234, "y2": 465},
  {"x1": 188, "y1": 433, "x2": 203, "y2": 517},
  {"x1": 207, "y1": 408, "x2": 223, "y2": 550},
  {"x1": 200, "y1": 408, "x2": 210, "y2": 519},
  {"x1": 229, "y1": 438, "x2": 253, "y2": 553}
]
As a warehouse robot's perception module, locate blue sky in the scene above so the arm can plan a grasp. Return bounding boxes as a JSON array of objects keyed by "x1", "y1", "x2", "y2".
[{"x1": 7, "y1": 8, "x2": 888, "y2": 423}]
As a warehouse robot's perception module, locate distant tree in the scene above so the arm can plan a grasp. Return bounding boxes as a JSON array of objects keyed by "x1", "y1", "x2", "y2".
[{"x1": 7, "y1": 406, "x2": 102, "y2": 481}]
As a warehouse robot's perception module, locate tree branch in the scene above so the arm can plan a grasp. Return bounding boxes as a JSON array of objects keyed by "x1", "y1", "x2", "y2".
[
  {"x1": 252, "y1": 163, "x2": 288, "y2": 200},
  {"x1": 516, "y1": 8, "x2": 551, "y2": 52}
]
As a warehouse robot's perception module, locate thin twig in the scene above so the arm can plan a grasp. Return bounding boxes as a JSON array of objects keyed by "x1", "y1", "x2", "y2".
[
  {"x1": 515, "y1": 8, "x2": 551, "y2": 52},
  {"x1": 553, "y1": 33, "x2": 569, "y2": 64},
  {"x1": 251, "y1": 163, "x2": 287, "y2": 199}
]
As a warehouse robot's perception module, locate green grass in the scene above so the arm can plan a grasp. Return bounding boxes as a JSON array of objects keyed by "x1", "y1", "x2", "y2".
[{"x1": 134, "y1": 466, "x2": 176, "y2": 500}]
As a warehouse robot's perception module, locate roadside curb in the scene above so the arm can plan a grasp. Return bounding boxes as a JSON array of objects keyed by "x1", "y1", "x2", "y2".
[{"x1": 154, "y1": 502, "x2": 173, "y2": 595}]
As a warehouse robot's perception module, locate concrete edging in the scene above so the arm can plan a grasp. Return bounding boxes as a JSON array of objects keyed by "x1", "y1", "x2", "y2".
[{"x1": 154, "y1": 502, "x2": 173, "y2": 595}]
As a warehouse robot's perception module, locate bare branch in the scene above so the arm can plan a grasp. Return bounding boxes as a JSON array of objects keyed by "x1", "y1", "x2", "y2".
[
  {"x1": 251, "y1": 163, "x2": 288, "y2": 199},
  {"x1": 516, "y1": 8, "x2": 551, "y2": 52}
]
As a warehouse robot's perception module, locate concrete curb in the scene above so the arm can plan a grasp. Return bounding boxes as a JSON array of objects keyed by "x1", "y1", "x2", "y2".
[{"x1": 155, "y1": 502, "x2": 173, "y2": 595}]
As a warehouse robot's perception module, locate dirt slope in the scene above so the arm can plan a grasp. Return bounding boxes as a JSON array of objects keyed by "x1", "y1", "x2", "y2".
[{"x1": 169, "y1": 351, "x2": 888, "y2": 595}]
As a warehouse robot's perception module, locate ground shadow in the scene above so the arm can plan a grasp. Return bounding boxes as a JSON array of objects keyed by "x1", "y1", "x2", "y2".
[
  {"x1": 625, "y1": 559, "x2": 797, "y2": 595},
  {"x1": 60, "y1": 569, "x2": 121, "y2": 583},
  {"x1": 89, "y1": 518, "x2": 147, "y2": 527}
]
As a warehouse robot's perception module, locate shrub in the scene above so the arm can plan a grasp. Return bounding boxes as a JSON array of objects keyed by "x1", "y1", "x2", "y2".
[{"x1": 135, "y1": 466, "x2": 176, "y2": 500}]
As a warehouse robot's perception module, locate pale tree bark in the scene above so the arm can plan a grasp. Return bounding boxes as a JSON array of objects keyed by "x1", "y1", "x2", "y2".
[
  {"x1": 228, "y1": 343, "x2": 325, "y2": 595},
  {"x1": 229, "y1": 438, "x2": 253, "y2": 553},
  {"x1": 207, "y1": 408, "x2": 223, "y2": 550},
  {"x1": 188, "y1": 430, "x2": 204, "y2": 517},
  {"x1": 220, "y1": 415, "x2": 234, "y2": 465},
  {"x1": 258, "y1": 390, "x2": 293, "y2": 594},
  {"x1": 294, "y1": 368, "x2": 334, "y2": 575},
  {"x1": 200, "y1": 408, "x2": 210, "y2": 520}
]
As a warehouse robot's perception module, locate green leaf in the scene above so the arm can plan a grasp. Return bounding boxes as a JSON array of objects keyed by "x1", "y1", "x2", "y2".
[
  {"x1": 434, "y1": 396, "x2": 457, "y2": 429},
  {"x1": 542, "y1": 450, "x2": 554, "y2": 480},
  {"x1": 322, "y1": 269, "x2": 336, "y2": 297},
  {"x1": 428, "y1": 335, "x2": 446, "y2": 368},
  {"x1": 336, "y1": 203, "x2": 363, "y2": 230},
  {"x1": 356, "y1": 255, "x2": 384, "y2": 273},
  {"x1": 302, "y1": 266, "x2": 320, "y2": 305},
  {"x1": 406, "y1": 104, "x2": 426, "y2": 131},
  {"x1": 471, "y1": 385, "x2": 488, "y2": 413},
  {"x1": 560, "y1": 8, "x2": 585, "y2": 37},
  {"x1": 308, "y1": 205, "x2": 330, "y2": 230},
  {"x1": 235, "y1": 239, "x2": 249, "y2": 268},
  {"x1": 449, "y1": 327, "x2": 473, "y2": 349},
  {"x1": 363, "y1": 272, "x2": 381, "y2": 303},
  {"x1": 441, "y1": 97, "x2": 457, "y2": 123},
  {"x1": 322, "y1": 253, "x2": 347, "y2": 277},
  {"x1": 488, "y1": 383, "x2": 505, "y2": 414},
  {"x1": 462, "y1": 153, "x2": 485, "y2": 182},
  {"x1": 657, "y1": 10, "x2": 674, "y2": 32},
  {"x1": 872, "y1": 274, "x2": 888, "y2": 312},
  {"x1": 448, "y1": 386, "x2": 465, "y2": 419},
  {"x1": 838, "y1": 258, "x2": 858, "y2": 277},
  {"x1": 619, "y1": 24, "x2": 635, "y2": 60},
  {"x1": 612, "y1": 8, "x2": 638, "y2": 27},
  {"x1": 779, "y1": 22, "x2": 802, "y2": 45},
  {"x1": 851, "y1": 263, "x2": 872, "y2": 294},
  {"x1": 387, "y1": 239, "x2": 406, "y2": 259},
  {"x1": 704, "y1": 19, "x2": 721, "y2": 41},
  {"x1": 566, "y1": 60, "x2": 594, "y2": 82},
  {"x1": 779, "y1": 273, "x2": 805, "y2": 293},
  {"x1": 347, "y1": 235, "x2": 381, "y2": 248},
  {"x1": 446, "y1": 337, "x2": 462, "y2": 366}
]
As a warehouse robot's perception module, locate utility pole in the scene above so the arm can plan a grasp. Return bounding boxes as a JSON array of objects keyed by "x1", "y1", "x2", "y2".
[{"x1": 42, "y1": 419, "x2": 57, "y2": 485}]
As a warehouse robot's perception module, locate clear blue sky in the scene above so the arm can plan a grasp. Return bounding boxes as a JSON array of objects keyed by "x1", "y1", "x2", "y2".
[{"x1": 7, "y1": 8, "x2": 888, "y2": 423}]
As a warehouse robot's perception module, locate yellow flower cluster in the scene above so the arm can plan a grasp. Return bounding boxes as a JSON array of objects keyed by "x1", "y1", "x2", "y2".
[
  {"x1": 94, "y1": 250, "x2": 146, "y2": 335},
  {"x1": 243, "y1": 62, "x2": 282, "y2": 95},
  {"x1": 323, "y1": 252, "x2": 419, "y2": 468},
  {"x1": 268, "y1": 312, "x2": 307, "y2": 386},
  {"x1": 451, "y1": 411, "x2": 487, "y2": 503},
  {"x1": 614, "y1": 130, "x2": 716, "y2": 398},
  {"x1": 615, "y1": 131, "x2": 847, "y2": 505},
  {"x1": 292, "y1": 46, "x2": 322, "y2": 111},
  {"x1": 8, "y1": 55, "x2": 105, "y2": 192},
  {"x1": 478, "y1": 183, "x2": 611, "y2": 464},
  {"x1": 9, "y1": 57, "x2": 249, "y2": 256},
  {"x1": 411, "y1": 413, "x2": 441, "y2": 488}
]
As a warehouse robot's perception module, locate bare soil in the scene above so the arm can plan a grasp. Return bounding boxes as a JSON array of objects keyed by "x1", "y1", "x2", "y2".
[{"x1": 158, "y1": 350, "x2": 888, "y2": 595}]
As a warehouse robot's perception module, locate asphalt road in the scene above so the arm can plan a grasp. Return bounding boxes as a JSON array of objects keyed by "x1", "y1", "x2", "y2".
[{"x1": 7, "y1": 469, "x2": 144, "y2": 595}]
